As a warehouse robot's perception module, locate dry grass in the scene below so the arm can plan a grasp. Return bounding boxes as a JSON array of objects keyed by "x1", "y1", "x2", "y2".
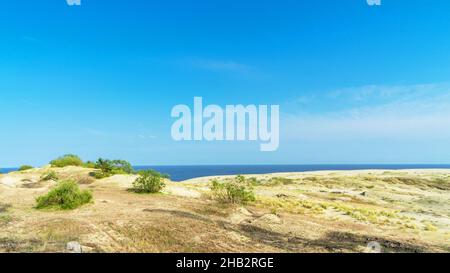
[{"x1": 0, "y1": 167, "x2": 449, "y2": 253}]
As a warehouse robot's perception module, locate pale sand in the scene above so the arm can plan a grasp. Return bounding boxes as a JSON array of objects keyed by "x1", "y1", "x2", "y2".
[{"x1": 181, "y1": 169, "x2": 450, "y2": 183}]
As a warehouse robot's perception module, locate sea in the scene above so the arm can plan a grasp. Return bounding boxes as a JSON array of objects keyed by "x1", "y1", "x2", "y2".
[{"x1": 2, "y1": 164, "x2": 448, "y2": 182}]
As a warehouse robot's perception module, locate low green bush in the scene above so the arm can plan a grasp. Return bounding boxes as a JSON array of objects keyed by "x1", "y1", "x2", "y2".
[
  {"x1": 40, "y1": 171, "x2": 59, "y2": 181},
  {"x1": 131, "y1": 170, "x2": 168, "y2": 193},
  {"x1": 50, "y1": 154, "x2": 84, "y2": 168},
  {"x1": 18, "y1": 165, "x2": 33, "y2": 171},
  {"x1": 36, "y1": 180, "x2": 93, "y2": 210},
  {"x1": 210, "y1": 175, "x2": 256, "y2": 204}
]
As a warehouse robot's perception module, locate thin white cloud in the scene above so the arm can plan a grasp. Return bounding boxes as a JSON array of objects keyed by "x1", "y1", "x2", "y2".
[
  {"x1": 137, "y1": 134, "x2": 157, "y2": 140},
  {"x1": 21, "y1": 36, "x2": 42, "y2": 44},
  {"x1": 85, "y1": 128, "x2": 107, "y2": 136},
  {"x1": 283, "y1": 83, "x2": 450, "y2": 141},
  {"x1": 186, "y1": 58, "x2": 251, "y2": 73},
  {"x1": 326, "y1": 83, "x2": 448, "y2": 103}
]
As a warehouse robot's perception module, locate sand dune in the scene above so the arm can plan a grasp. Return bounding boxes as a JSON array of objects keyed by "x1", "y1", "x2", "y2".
[{"x1": 0, "y1": 167, "x2": 449, "y2": 253}]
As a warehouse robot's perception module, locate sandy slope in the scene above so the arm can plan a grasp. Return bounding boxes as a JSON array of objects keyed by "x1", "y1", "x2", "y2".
[{"x1": 0, "y1": 167, "x2": 449, "y2": 253}]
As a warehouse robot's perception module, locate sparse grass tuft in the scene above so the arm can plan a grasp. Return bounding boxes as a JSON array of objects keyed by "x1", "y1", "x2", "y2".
[
  {"x1": 0, "y1": 215, "x2": 12, "y2": 225},
  {"x1": 424, "y1": 222, "x2": 438, "y2": 232},
  {"x1": 0, "y1": 203, "x2": 12, "y2": 226},
  {"x1": 258, "y1": 197, "x2": 324, "y2": 214},
  {"x1": 210, "y1": 175, "x2": 256, "y2": 204},
  {"x1": 0, "y1": 203, "x2": 11, "y2": 213},
  {"x1": 258, "y1": 195, "x2": 401, "y2": 225},
  {"x1": 40, "y1": 171, "x2": 59, "y2": 181},
  {"x1": 381, "y1": 176, "x2": 450, "y2": 190},
  {"x1": 264, "y1": 177, "x2": 295, "y2": 186}
]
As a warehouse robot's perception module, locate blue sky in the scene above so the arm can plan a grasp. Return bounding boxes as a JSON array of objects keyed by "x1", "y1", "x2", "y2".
[{"x1": 1, "y1": 0, "x2": 450, "y2": 166}]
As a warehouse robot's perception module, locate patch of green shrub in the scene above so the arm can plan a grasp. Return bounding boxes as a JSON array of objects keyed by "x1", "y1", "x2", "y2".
[
  {"x1": 247, "y1": 177, "x2": 260, "y2": 186},
  {"x1": 0, "y1": 214, "x2": 12, "y2": 225},
  {"x1": 50, "y1": 154, "x2": 83, "y2": 168},
  {"x1": 83, "y1": 161, "x2": 96, "y2": 168},
  {"x1": 91, "y1": 171, "x2": 110, "y2": 179},
  {"x1": 91, "y1": 158, "x2": 134, "y2": 179},
  {"x1": 131, "y1": 170, "x2": 168, "y2": 193},
  {"x1": 210, "y1": 175, "x2": 256, "y2": 204},
  {"x1": 36, "y1": 180, "x2": 93, "y2": 210},
  {"x1": 18, "y1": 165, "x2": 33, "y2": 171},
  {"x1": 40, "y1": 171, "x2": 59, "y2": 181}
]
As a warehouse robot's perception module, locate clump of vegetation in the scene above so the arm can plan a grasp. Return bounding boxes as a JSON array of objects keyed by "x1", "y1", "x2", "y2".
[
  {"x1": 0, "y1": 203, "x2": 11, "y2": 213},
  {"x1": 247, "y1": 177, "x2": 260, "y2": 186},
  {"x1": 91, "y1": 158, "x2": 134, "y2": 179},
  {"x1": 131, "y1": 170, "x2": 168, "y2": 193},
  {"x1": 258, "y1": 195, "x2": 402, "y2": 226},
  {"x1": 303, "y1": 176, "x2": 319, "y2": 182},
  {"x1": 264, "y1": 177, "x2": 295, "y2": 186},
  {"x1": 36, "y1": 180, "x2": 93, "y2": 210},
  {"x1": 259, "y1": 197, "x2": 325, "y2": 215},
  {"x1": 423, "y1": 222, "x2": 438, "y2": 232},
  {"x1": 210, "y1": 175, "x2": 256, "y2": 204},
  {"x1": 91, "y1": 171, "x2": 108, "y2": 179},
  {"x1": 83, "y1": 161, "x2": 96, "y2": 168},
  {"x1": 50, "y1": 154, "x2": 84, "y2": 168},
  {"x1": 0, "y1": 214, "x2": 12, "y2": 225},
  {"x1": 381, "y1": 176, "x2": 450, "y2": 191},
  {"x1": 0, "y1": 203, "x2": 12, "y2": 226},
  {"x1": 18, "y1": 165, "x2": 33, "y2": 171},
  {"x1": 40, "y1": 171, "x2": 59, "y2": 181}
]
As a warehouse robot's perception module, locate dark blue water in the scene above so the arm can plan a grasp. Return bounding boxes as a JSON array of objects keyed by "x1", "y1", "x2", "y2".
[
  {"x1": 3, "y1": 165, "x2": 450, "y2": 182},
  {"x1": 0, "y1": 168, "x2": 18, "y2": 174}
]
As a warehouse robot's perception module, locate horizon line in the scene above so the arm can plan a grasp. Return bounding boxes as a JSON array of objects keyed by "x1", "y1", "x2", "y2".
[{"x1": 3, "y1": 163, "x2": 450, "y2": 169}]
